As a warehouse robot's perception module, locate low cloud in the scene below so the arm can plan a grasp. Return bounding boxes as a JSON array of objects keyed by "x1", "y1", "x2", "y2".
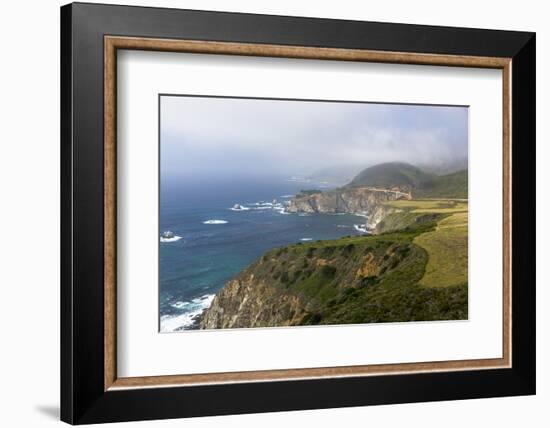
[{"x1": 161, "y1": 96, "x2": 468, "y2": 179}]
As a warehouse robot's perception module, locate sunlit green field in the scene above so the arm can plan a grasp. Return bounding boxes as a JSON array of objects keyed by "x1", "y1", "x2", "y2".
[
  {"x1": 382, "y1": 199, "x2": 468, "y2": 288},
  {"x1": 383, "y1": 199, "x2": 468, "y2": 213}
]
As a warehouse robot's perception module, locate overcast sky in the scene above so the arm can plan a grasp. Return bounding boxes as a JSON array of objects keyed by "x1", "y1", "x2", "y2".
[{"x1": 160, "y1": 95, "x2": 468, "y2": 180}]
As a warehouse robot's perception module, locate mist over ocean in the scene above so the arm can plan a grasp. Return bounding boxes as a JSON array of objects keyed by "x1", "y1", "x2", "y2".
[{"x1": 159, "y1": 175, "x2": 366, "y2": 332}]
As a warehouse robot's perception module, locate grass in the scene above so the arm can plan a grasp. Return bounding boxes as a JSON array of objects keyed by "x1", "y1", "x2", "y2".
[
  {"x1": 383, "y1": 199, "x2": 468, "y2": 213},
  {"x1": 414, "y1": 169, "x2": 468, "y2": 199},
  {"x1": 438, "y1": 211, "x2": 468, "y2": 228},
  {"x1": 380, "y1": 199, "x2": 468, "y2": 288},
  {"x1": 344, "y1": 163, "x2": 467, "y2": 200},
  {"x1": 413, "y1": 211, "x2": 468, "y2": 288}
]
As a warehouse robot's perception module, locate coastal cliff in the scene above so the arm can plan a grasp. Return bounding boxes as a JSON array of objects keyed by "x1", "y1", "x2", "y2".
[
  {"x1": 200, "y1": 274, "x2": 308, "y2": 329},
  {"x1": 286, "y1": 187, "x2": 410, "y2": 229},
  {"x1": 285, "y1": 161, "x2": 467, "y2": 229},
  {"x1": 199, "y1": 163, "x2": 469, "y2": 330},
  {"x1": 200, "y1": 210, "x2": 468, "y2": 330}
]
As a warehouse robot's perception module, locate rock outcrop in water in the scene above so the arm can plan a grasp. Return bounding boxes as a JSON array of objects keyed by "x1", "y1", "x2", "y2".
[{"x1": 286, "y1": 187, "x2": 411, "y2": 230}]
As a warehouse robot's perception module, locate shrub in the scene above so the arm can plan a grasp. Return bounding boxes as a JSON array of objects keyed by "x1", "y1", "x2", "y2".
[
  {"x1": 360, "y1": 276, "x2": 379, "y2": 288},
  {"x1": 342, "y1": 243, "x2": 355, "y2": 254},
  {"x1": 322, "y1": 246, "x2": 336, "y2": 257},
  {"x1": 320, "y1": 265, "x2": 337, "y2": 278},
  {"x1": 275, "y1": 247, "x2": 288, "y2": 257},
  {"x1": 303, "y1": 312, "x2": 323, "y2": 324},
  {"x1": 306, "y1": 247, "x2": 316, "y2": 258}
]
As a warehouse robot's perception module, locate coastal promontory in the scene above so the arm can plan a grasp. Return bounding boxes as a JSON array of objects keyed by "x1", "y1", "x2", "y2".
[{"x1": 199, "y1": 162, "x2": 469, "y2": 330}]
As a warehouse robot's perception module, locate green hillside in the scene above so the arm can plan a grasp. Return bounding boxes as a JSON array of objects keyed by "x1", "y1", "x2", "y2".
[
  {"x1": 414, "y1": 169, "x2": 468, "y2": 199},
  {"x1": 212, "y1": 207, "x2": 467, "y2": 326},
  {"x1": 347, "y1": 162, "x2": 435, "y2": 190},
  {"x1": 346, "y1": 162, "x2": 468, "y2": 199},
  {"x1": 201, "y1": 195, "x2": 469, "y2": 328}
]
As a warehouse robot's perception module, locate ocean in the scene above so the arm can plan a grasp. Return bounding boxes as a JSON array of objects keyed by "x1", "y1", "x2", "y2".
[{"x1": 159, "y1": 175, "x2": 367, "y2": 332}]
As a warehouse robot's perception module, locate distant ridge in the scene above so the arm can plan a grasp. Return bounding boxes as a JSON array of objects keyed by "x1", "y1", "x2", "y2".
[
  {"x1": 414, "y1": 169, "x2": 468, "y2": 199},
  {"x1": 346, "y1": 162, "x2": 467, "y2": 199},
  {"x1": 347, "y1": 162, "x2": 435, "y2": 191}
]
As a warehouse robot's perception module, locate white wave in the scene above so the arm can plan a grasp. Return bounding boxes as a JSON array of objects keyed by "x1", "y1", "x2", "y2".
[
  {"x1": 354, "y1": 224, "x2": 369, "y2": 234},
  {"x1": 161, "y1": 294, "x2": 215, "y2": 332},
  {"x1": 298, "y1": 213, "x2": 311, "y2": 217},
  {"x1": 229, "y1": 205, "x2": 250, "y2": 211},
  {"x1": 235, "y1": 200, "x2": 290, "y2": 214},
  {"x1": 274, "y1": 207, "x2": 290, "y2": 214},
  {"x1": 300, "y1": 238, "x2": 313, "y2": 241},
  {"x1": 280, "y1": 194, "x2": 294, "y2": 198},
  {"x1": 160, "y1": 235, "x2": 183, "y2": 243},
  {"x1": 171, "y1": 301, "x2": 189, "y2": 309},
  {"x1": 247, "y1": 202, "x2": 273, "y2": 207},
  {"x1": 203, "y1": 219, "x2": 228, "y2": 224},
  {"x1": 336, "y1": 224, "x2": 350, "y2": 228}
]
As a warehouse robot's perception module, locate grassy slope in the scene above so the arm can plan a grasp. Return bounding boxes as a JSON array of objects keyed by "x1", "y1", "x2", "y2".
[
  {"x1": 344, "y1": 162, "x2": 468, "y2": 199},
  {"x1": 414, "y1": 169, "x2": 468, "y2": 199},
  {"x1": 380, "y1": 200, "x2": 468, "y2": 288},
  {"x1": 414, "y1": 211, "x2": 468, "y2": 288},
  {"x1": 244, "y1": 201, "x2": 468, "y2": 325},
  {"x1": 347, "y1": 162, "x2": 435, "y2": 189}
]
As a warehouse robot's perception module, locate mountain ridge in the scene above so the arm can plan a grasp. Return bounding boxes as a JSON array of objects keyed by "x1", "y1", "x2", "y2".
[{"x1": 345, "y1": 162, "x2": 467, "y2": 198}]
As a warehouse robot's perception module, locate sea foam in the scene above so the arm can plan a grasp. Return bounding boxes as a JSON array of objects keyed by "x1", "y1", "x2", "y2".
[
  {"x1": 203, "y1": 219, "x2": 228, "y2": 224},
  {"x1": 354, "y1": 224, "x2": 369, "y2": 234},
  {"x1": 229, "y1": 204, "x2": 250, "y2": 211},
  {"x1": 160, "y1": 235, "x2": 183, "y2": 243},
  {"x1": 161, "y1": 294, "x2": 215, "y2": 332}
]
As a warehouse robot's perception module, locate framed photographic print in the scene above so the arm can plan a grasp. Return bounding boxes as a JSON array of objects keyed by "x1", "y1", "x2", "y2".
[{"x1": 60, "y1": 2, "x2": 535, "y2": 424}]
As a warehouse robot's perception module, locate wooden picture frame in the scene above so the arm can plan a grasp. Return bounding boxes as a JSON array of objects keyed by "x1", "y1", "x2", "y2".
[{"x1": 61, "y1": 2, "x2": 535, "y2": 424}]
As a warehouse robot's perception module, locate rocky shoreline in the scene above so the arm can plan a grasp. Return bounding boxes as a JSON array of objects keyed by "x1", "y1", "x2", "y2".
[
  {"x1": 286, "y1": 186, "x2": 410, "y2": 230},
  {"x1": 195, "y1": 205, "x2": 468, "y2": 329},
  {"x1": 195, "y1": 186, "x2": 411, "y2": 329}
]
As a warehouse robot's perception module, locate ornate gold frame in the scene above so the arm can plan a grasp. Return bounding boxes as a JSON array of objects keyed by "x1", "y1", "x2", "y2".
[{"x1": 104, "y1": 36, "x2": 512, "y2": 391}]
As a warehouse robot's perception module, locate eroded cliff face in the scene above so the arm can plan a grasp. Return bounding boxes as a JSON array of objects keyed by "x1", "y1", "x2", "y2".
[
  {"x1": 286, "y1": 187, "x2": 410, "y2": 229},
  {"x1": 200, "y1": 273, "x2": 308, "y2": 329},
  {"x1": 198, "y1": 228, "x2": 453, "y2": 329}
]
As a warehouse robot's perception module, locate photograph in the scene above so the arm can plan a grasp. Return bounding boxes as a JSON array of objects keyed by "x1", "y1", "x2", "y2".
[
  {"x1": 52, "y1": 1, "x2": 536, "y2": 425},
  {"x1": 159, "y1": 96, "x2": 469, "y2": 332}
]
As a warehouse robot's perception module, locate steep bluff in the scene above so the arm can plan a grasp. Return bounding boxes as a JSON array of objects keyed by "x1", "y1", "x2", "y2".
[
  {"x1": 200, "y1": 215, "x2": 468, "y2": 330},
  {"x1": 286, "y1": 187, "x2": 410, "y2": 229},
  {"x1": 200, "y1": 274, "x2": 308, "y2": 329}
]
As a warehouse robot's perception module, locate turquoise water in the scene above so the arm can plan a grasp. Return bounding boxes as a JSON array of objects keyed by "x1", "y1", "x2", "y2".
[{"x1": 159, "y1": 176, "x2": 366, "y2": 331}]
